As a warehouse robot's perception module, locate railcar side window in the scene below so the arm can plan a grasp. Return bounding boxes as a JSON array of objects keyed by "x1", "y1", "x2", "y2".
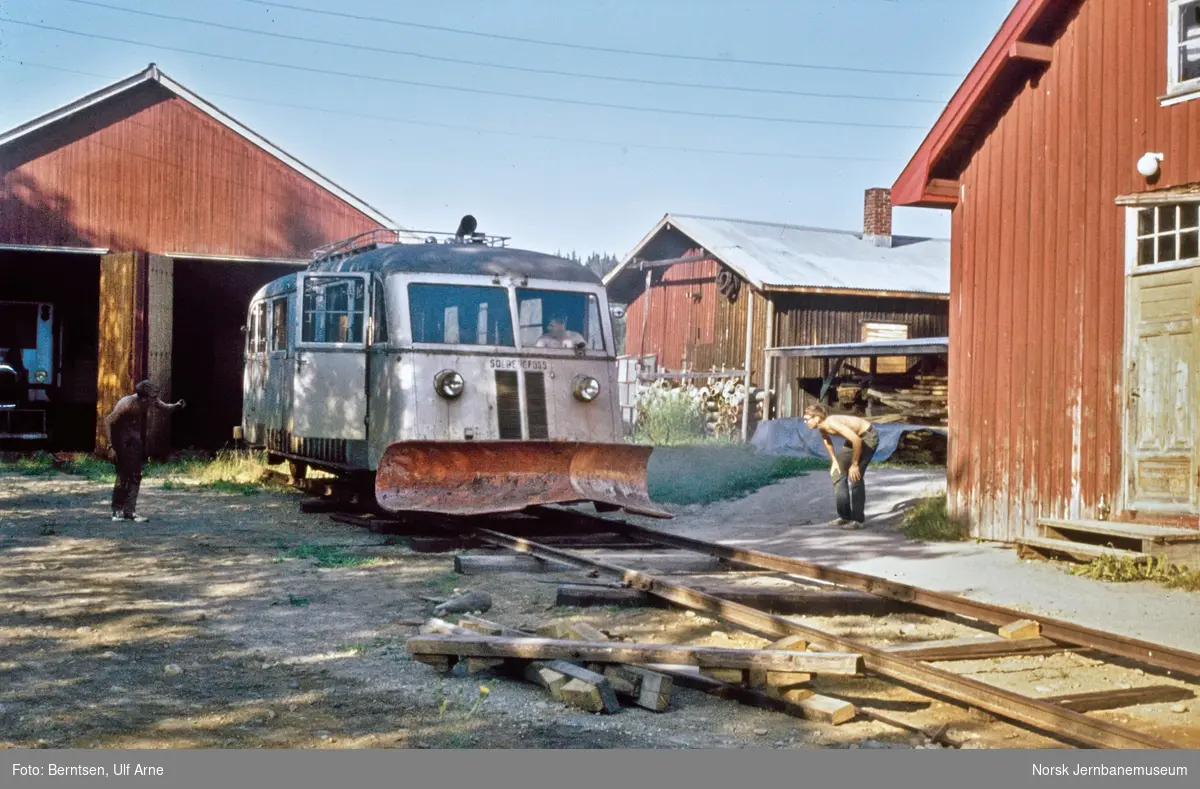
[
  {"x1": 252, "y1": 302, "x2": 268, "y2": 354},
  {"x1": 516, "y1": 289, "x2": 605, "y2": 351},
  {"x1": 372, "y1": 280, "x2": 388, "y2": 344},
  {"x1": 301, "y1": 277, "x2": 365, "y2": 344},
  {"x1": 270, "y1": 299, "x2": 288, "y2": 351},
  {"x1": 408, "y1": 284, "x2": 514, "y2": 346}
]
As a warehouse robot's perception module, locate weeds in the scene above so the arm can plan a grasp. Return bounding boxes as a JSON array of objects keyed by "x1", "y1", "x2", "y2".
[
  {"x1": 283, "y1": 543, "x2": 383, "y2": 568},
  {"x1": 0, "y1": 448, "x2": 285, "y2": 489},
  {"x1": 1069, "y1": 553, "x2": 1200, "y2": 591},
  {"x1": 436, "y1": 684, "x2": 491, "y2": 720},
  {"x1": 898, "y1": 493, "x2": 969, "y2": 541},
  {"x1": 632, "y1": 387, "x2": 708, "y2": 445},
  {"x1": 423, "y1": 571, "x2": 459, "y2": 596}
]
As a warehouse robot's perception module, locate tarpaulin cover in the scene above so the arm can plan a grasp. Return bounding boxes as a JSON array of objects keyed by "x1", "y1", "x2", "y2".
[{"x1": 750, "y1": 418, "x2": 947, "y2": 463}]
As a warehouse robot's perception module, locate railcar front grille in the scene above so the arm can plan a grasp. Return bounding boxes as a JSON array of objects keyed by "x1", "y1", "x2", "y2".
[
  {"x1": 494, "y1": 370, "x2": 522, "y2": 439},
  {"x1": 524, "y1": 371, "x2": 549, "y2": 439},
  {"x1": 290, "y1": 436, "x2": 347, "y2": 464}
]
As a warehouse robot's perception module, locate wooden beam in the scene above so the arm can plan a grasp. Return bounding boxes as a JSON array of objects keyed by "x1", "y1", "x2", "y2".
[
  {"x1": 883, "y1": 636, "x2": 1064, "y2": 661},
  {"x1": 1046, "y1": 686, "x2": 1194, "y2": 713},
  {"x1": 1009, "y1": 41, "x2": 1053, "y2": 63},
  {"x1": 555, "y1": 582, "x2": 911, "y2": 615},
  {"x1": 609, "y1": 522, "x2": 1200, "y2": 681},
  {"x1": 925, "y1": 178, "x2": 961, "y2": 200},
  {"x1": 406, "y1": 634, "x2": 863, "y2": 675},
  {"x1": 653, "y1": 665, "x2": 855, "y2": 725},
  {"x1": 468, "y1": 526, "x2": 1180, "y2": 749}
]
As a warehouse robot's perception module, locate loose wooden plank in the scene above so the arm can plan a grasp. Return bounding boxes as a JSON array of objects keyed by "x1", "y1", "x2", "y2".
[
  {"x1": 524, "y1": 663, "x2": 569, "y2": 700},
  {"x1": 455, "y1": 555, "x2": 576, "y2": 575},
  {"x1": 565, "y1": 622, "x2": 610, "y2": 642},
  {"x1": 999, "y1": 619, "x2": 1042, "y2": 640},
  {"x1": 555, "y1": 583, "x2": 909, "y2": 615},
  {"x1": 1046, "y1": 686, "x2": 1194, "y2": 713},
  {"x1": 748, "y1": 635, "x2": 812, "y2": 692},
  {"x1": 650, "y1": 665, "x2": 851, "y2": 725},
  {"x1": 406, "y1": 634, "x2": 863, "y2": 675},
  {"x1": 542, "y1": 661, "x2": 621, "y2": 713},
  {"x1": 884, "y1": 635, "x2": 1063, "y2": 661}
]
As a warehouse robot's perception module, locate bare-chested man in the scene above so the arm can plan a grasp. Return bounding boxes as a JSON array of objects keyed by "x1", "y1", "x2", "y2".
[
  {"x1": 103, "y1": 380, "x2": 185, "y2": 522},
  {"x1": 803, "y1": 404, "x2": 880, "y2": 530}
]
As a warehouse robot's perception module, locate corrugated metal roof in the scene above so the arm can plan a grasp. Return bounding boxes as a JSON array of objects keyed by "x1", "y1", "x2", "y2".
[{"x1": 606, "y1": 213, "x2": 950, "y2": 295}]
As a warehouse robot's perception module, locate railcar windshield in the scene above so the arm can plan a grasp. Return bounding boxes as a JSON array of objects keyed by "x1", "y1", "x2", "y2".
[
  {"x1": 516, "y1": 289, "x2": 605, "y2": 351},
  {"x1": 408, "y1": 284, "x2": 514, "y2": 346}
]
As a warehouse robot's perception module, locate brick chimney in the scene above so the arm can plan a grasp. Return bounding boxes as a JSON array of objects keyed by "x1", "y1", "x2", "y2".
[{"x1": 863, "y1": 187, "x2": 893, "y2": 248}]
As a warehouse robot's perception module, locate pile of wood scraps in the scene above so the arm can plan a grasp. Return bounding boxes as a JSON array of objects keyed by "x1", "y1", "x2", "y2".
[
  {"x1": 409, "y1": 615, "x2": 862, "y2": 723},
  {"x1": 864, "y1": 375, "x2": 948, "y2": 426}
]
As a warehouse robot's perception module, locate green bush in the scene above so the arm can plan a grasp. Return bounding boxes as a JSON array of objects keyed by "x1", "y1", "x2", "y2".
[{"x1": 632, "y1": 385, "x2": 708, "y2": 445}]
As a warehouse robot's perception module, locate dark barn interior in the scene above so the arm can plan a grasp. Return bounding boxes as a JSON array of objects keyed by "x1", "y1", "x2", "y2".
[
  {"x1": 171, "y1": 259, "x2": 300, "y2": 451},
  {"x1": 0, "y1": 250, "x2": 100, "y2": 450}
]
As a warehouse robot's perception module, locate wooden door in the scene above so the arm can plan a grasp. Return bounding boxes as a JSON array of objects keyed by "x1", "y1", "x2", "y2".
[
  {"x1": 145, "y1": 254, "x2": 173, "y2": 457},
  {"x1": 1124, "y1": 266, "x2": 1200, "y2": 514},
  {"x1": 95, "y1": 252, "x2": 139, "y2": 451}
]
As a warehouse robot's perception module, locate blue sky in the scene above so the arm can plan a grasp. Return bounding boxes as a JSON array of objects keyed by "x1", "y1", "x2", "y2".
[{"x1": 0, "y1": 0, "x2": 1014, "y2": 257}]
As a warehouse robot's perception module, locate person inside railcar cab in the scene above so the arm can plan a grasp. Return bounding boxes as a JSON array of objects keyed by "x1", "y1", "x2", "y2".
[{"x1": 534, "y1": 315, "x2": 586, "y2": 349}]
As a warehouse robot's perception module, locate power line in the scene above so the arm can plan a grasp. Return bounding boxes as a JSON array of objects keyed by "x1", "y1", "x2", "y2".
[
  {"x1": 244, "y1": 0, "x2": 963, "y2": 78},
  {"x1": 0, "y1": 56, "x2": 908, "y2": 163},
  {"x1": 53, "y1": 0, "x2": 945, "y2": 105},
  {"x1": 0, "y1": 18, "x2": 930, "y2": 130}
]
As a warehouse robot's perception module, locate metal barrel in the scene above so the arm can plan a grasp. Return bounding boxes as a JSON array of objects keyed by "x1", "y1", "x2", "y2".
[{"x1": 374, "y1": 440, "x2": 670, "y2": 518}]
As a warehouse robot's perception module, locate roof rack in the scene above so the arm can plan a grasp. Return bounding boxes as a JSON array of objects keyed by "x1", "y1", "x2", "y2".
[{"x1": 310, "y1": 227, "x2": 512, "y2": 264}]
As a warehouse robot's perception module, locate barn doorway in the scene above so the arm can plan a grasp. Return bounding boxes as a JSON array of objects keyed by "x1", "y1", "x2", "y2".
[
  {"x1": 0, "y1": 248, "x2": 100, "y2": 450},
  {"x1": 171, "y1": 259, "x2": 303, "y2": 451}
]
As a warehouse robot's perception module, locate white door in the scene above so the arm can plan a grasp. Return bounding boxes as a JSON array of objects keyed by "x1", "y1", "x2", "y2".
[
  {"x1": 1124, "y1": 266, "x2": 1200, "y2": 514},
  {"x1": 292, "y1": 273, "x2": 370, "y2": 441}
]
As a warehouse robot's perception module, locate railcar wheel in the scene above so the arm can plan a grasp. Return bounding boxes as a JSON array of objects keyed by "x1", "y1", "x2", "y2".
[
  {"x1": 288, "y1": 460, "x2": 308, "y2": 481},
  {"x1": 267, "y1": 453, "x2": 283, "y2": 466}
]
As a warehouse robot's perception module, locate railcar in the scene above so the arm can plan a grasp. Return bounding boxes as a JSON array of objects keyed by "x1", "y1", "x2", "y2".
[
  {"x1": 0, "y1": 300, "x2": 56, "y2": 442},
  {"x1": 237, "y1": 218, "x2": 666, "y2": 518}
]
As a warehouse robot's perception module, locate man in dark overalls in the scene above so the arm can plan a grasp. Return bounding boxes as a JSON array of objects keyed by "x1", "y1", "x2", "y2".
[{"x1": 103, "y1": 380, "x2": 185, "y2": 522}]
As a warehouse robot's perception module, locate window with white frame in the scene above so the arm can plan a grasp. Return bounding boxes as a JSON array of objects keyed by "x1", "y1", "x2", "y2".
[
  {"x1": 1168, "y1": 0, "x2": 1200, "y2": 94},
  {"x1": 1135, "y1": 202, "x2": 1200, "y2": 267}
]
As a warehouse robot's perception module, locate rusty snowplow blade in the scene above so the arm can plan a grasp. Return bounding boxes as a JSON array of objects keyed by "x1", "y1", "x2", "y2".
[{"x1": 374, "y1": 440, "x2": 671, "y2": 519}]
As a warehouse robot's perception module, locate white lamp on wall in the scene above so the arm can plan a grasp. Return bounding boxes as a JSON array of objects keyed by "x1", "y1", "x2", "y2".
[{"x1": 1137, "y1": 152, "x2": 1163, "y2": 177}]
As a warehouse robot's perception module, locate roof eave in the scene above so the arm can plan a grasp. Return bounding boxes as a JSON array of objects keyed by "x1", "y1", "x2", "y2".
[{"x1": 891, "y1": 0, "x2": 1058, "y2": 209}]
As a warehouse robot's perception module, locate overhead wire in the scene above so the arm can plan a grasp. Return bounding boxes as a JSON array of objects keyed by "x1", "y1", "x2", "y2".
[
  {"x1": 0, "y1": 57, "x2": 909, "y2": 163},
  {"x1": 54, "y1": 0, "x2": 947, "y2": 105},
  {"x1": 0, "y1": 18, "x2": 932, "y2": 130},
  {"x1": 243, "y1": 0, "x2": 963, "y2": 78}
]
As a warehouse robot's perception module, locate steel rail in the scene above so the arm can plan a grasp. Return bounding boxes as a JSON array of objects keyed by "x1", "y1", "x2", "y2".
[
  {"x1": 466, "y1": 525, "x2": 1179, "y2": 749},
  {"x1": 550, "y1": 513, "x2": 1200, "y2": 680}
]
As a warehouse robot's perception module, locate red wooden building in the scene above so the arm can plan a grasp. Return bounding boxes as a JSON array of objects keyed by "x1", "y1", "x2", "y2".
[
  {"x1": 604, "y1": 189, "x2": 950, "y2": 425},
  {"x1": 0, "y1": 63, "x2": 394, "y2": 453},
  {"x1": 893, "y1": 0, "x2": 1200, "y2": 541}
]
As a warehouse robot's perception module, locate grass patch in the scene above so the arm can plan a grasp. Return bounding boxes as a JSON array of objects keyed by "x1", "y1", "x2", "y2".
[
  {"x1": 0, "y1": 448, "x2": 287, "y2": 489},
  {"x1": 423, "y1": 571, "x2": 460, "y2": 597},
  {"x1": 898, "y1": 493, "x2": 968, "y2": 541},
  {"x1": 283, "y1": 542, "x2": 383, "y2": 568},
  {"x1": 1068, "y1": 553, "x2": 1200, "y2": 592},
  {"x1": 646, "y1": 444, "x2": 825, "y2": 506}
]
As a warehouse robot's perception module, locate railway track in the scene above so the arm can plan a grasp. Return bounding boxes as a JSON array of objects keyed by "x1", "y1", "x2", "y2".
[{"x1": 314, "y1": 496, "x2": 1198, "y2": 750}]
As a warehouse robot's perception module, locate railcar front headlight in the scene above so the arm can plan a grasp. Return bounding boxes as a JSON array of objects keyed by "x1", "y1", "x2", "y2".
[
  {"x1": 434, "y1": 369, "x2": 465, "y2": 399},
  {"x1": 572, "y1": 375, "x2": 601, "y2": 402}
]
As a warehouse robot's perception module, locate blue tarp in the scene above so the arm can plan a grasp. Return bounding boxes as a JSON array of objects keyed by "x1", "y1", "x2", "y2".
[{"x1": 750, "y1": 417, "x2": 947, "y2": 463}]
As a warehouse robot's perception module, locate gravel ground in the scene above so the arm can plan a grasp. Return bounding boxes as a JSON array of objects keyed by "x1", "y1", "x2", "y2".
[{"x1": 1, "y1": 464, "x2": 1196, "y2": 749}]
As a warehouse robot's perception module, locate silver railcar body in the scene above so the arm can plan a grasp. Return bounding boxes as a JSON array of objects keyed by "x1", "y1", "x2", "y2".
[{"x1": 239, "y1": 241, "x2": 622, "y2": 476}]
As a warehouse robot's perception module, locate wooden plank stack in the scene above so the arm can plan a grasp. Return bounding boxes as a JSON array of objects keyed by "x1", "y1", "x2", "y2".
[{"x1": 864, "y1": 375, "x2": 948, "y2": 426}]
